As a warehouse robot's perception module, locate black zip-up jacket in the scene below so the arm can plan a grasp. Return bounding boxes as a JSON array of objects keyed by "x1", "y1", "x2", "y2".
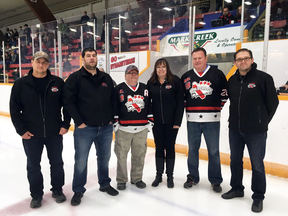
[
  {"x1": 9, "y1": 69, "x2": 70, "y2": 137},
  {"x1": 147, "y1": 75, "x2": 184, "y2": 126},
  {"x1": 64, "y1": 67, "x2": 115, "y2": 126},
  {"x1": 228, "y1": 63, "x2": 279, "y2": 133}
]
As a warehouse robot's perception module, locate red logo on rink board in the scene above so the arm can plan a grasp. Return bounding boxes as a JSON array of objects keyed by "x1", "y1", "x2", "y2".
[{"x1": 51, "y1": 87, "x2": 59, "y2": 92}]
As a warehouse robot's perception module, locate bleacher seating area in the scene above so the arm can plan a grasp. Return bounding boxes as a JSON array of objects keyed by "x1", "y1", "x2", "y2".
[{"x1": 1, "y1": 0, "x2": 288, "y2": 83}]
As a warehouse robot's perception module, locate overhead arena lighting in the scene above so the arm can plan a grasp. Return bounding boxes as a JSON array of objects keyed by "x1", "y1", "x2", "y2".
[
  {"x1": 163, "y1": 7, "x2": 172, "y2": 11},
  {"x1": 87, "y1": 22, "x2": 94, "y2": 26}
]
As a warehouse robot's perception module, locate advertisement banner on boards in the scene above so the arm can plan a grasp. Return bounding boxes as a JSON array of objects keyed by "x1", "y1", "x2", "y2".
[
  {"x1": 163, "y1": 26, "x2": 243, "y2": 56},
  {"x1": 97, "y1": 53, "x2": 139, "y2": 72},
  {"x1": 110, "y1": 53, "x2": 139, "y2": 72}
]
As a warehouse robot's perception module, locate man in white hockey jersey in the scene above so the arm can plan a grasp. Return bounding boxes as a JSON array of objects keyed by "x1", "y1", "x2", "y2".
[
  {"x1": 181, "y1": 47, "x2": 228, "y2": 193},
  {"x1": 113, "y1": 65, "x2": 153, "y2": 191}
]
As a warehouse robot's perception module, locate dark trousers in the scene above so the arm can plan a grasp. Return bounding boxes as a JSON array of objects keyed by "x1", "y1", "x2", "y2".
[
  {"x1": 229, "y1": 129, "x2": 267, "y2": 201},
  {"x1": 152, "y1": 123, "x2": 178, "y2": 159},
  {"x1": 23, "y1": 135, "x2": 64, "y2": 199}
]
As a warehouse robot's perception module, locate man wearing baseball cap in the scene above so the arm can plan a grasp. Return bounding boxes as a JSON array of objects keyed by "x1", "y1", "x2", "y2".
[
  {"x1": 113, "y1": 64, "x2": 153, "y2": 190},
  {"x1": 10, "y1": 51, "x2": 70, "y2": 208}
]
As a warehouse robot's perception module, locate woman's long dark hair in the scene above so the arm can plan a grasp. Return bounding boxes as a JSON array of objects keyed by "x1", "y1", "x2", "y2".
[{"x1": 149, "y1": 58, "x2": 174, "y2": 84}]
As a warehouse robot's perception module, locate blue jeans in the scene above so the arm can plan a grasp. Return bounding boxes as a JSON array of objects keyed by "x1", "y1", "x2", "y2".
[
  {"x1": 73, "y1": 124, "x2": 113, "y2": 193},
  {"x1": 187, "y1": 122, "x2": 222, "y2": 184},
  {"x1": 23, "y1": 135, "x2": 64, "y2": 199},
  {"x1": 229, "y1": 129, "x2": 267, "y2": 201}
]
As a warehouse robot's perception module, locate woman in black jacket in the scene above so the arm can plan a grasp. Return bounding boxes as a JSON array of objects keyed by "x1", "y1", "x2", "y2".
[{"x1": 147, "y1": 58, "x2": 184, "y2": 188}]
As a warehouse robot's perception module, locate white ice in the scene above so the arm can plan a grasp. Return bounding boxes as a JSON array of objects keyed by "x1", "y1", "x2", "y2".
[{"x1": 0, "y1": 116, "x2": 287, "y2": 216}]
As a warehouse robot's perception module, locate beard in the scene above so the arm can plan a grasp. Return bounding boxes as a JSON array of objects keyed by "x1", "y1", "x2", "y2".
[{"x1": 84, "y1": 63, "x2": 97, "y2": 70}]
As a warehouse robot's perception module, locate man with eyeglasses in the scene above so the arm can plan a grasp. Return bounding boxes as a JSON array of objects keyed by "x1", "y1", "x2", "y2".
[
  {"x1": 10, "y1": 51, "x2": 71, "y2": 208},
  {"x1": 64, "y1": 47, "x2": 118, "y2": 206},
  {"x1": 219, "y1": 6, "x2": 235, "y2": 25},
  {"x1": 113, "y1": 65, "x2": 153, "y2": 191},
  {"x1": 222, "y1": 48, "x2": 279, "y2": 213}
]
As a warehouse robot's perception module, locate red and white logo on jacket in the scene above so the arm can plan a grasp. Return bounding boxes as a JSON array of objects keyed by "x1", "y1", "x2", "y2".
[
  {"x1": 51, "y1": 87, "x2": 59, "y2": 92},
  {"x1": 125, "y1": 95, "x2": 145, "y2": 113},
  {"x1": 189, "y1": 81, "x2": 213, "y2": 100},
  {"x1": 248, "y1": 83, "x2": 256, "y2": 88}
]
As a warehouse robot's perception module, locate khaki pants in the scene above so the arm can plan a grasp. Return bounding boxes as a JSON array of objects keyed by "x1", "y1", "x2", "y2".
[{"x1": 114, "y1": 129, "x2": 148, "y2": 183}]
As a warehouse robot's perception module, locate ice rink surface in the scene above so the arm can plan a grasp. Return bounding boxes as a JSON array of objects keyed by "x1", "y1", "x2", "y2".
[{"x1": 0, "y1": 116, "x2": 287, "y2": 216}]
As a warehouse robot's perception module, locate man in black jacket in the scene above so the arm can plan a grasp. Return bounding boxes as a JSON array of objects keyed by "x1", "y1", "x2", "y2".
[
  {"x1": 64, "y1": 47, "x2": 118, "y2": 206},
  {"x1": 219, "y1": 7, "x2": 235, "y2": 25},
  {"x1": 222, "y1": 48, "x2": 279, "y2": 213},
  {"x1": 10, "y1": 51, "x2": 70, "y2": 208}
]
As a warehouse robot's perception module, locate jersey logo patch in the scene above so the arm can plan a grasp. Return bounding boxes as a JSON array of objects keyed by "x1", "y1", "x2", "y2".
[
  {"x1": 185, "y1": 82, "x2": 191, "y2": 90},
  {"x1": 125, "y1": 95, "x2": 145, "y2": 113},
  {"x1": 248, "y1": 83, "x2": 256, "y2": 88},
  {"x1": 189, "y1": 81, "x2": 213, "y2": 100},
  {"x1": 120, "y1": 94, "x2": 124, "y2": 102},
  {"x1": 51, "y1": 87, "x2": 59, "y2": 92}
]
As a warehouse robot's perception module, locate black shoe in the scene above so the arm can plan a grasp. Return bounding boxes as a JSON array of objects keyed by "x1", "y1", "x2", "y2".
[
  {"x1": 100, "y1": 185, "x2": 119, "y2": 196},
  {"x1": 30, "y1": 197, "x2": 42, "y2": 208},
  {"x1": 221, "y1": 189, "x2": 244, "y2": 199},
  {"x1": 117, "y1": 183, "x2": 126, "y2": 190},
  {"x1": 151, "y1": 175, "x2": 162, "y2": 187},
  {"x1": 132, "y1": 180, "x2": 146, "y2": 189},
  {"x1": 212, "y1": 184, "x2": 222, "y2": 193},
  {"x1": 252, "y1": 200, "x2": 263, "y2": 213},
  {"x1": 167, "y1": 177, "x2": 174, "y2": 188},
  {"x1": 71, "y1": 192, "x2": 83, "y2": 206},
  {"x1": 183, "y1": 174, "x2": 196, "y2": 188},
  {"x1": 52, "y1": 190, "x2": 67, "y2": 203}
]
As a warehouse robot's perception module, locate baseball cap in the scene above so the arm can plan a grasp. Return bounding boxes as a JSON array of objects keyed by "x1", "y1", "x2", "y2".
[
  {"x1": 33, "y1": 51, "x2": 49, "y2": 62},
  {"x1": 125, "y1": 65, "x2": 139, "y2": 74}
]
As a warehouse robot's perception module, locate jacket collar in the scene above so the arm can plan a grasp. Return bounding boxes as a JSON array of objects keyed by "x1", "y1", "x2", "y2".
[
  {"x1": 25, "y1": 69, "x2": 54, "y2": 83},
  {"x1": 235, "y1": 62, "x2": 257, "y2": 78},
  {"x1": 80, "y1": 66, "x2": 106, "y2": 80},
  {"x1": 23, "y1": 69, "x2": 55, "y2": 89}
]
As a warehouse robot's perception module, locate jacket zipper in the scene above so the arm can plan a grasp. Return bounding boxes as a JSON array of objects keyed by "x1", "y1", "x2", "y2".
[
  {"x1": 258, "y1": 106, "x2": 262, "y2": 124},
  {"x1": 40, "y1": 80, "x2": 53, "y2": 137},
  {"x1": 159, "y1": 85, "x2": 165, "y2": 124},
  {"x1": 238, "y1": 78, "x2": 244, "y2": 130}
]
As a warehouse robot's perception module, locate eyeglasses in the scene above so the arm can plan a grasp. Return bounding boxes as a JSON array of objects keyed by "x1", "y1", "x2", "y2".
[
  {"x1": 235, "y1": 57, "x2": 251, "y2": 63},
  {"x1": 126, "y1": 71, "x2": 138, "y2": 75}
]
